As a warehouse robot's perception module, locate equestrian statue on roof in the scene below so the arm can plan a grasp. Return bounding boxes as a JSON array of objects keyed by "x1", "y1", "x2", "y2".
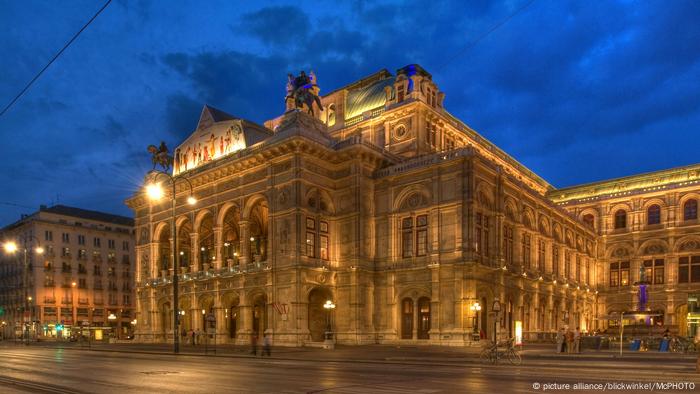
[{"x1": 286, "y1": 70, "x2": 323, "y2": 116}]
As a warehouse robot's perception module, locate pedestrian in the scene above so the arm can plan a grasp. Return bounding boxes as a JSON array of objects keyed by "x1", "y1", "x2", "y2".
[
  {"x1": 662, "y1": 327, "x2": 670, "y2": 339},
  {"x1": 556, "y1": 328, "x2": 564, "y2": 353},
  {"x1": 566, "y1": 329, "x2": 574, "y2": 354},
  {"x1": 196, "y1": 328, "x2": 202, "y2": 346},
  {"x1": 574, "y1": 326, "x2": 581, "y2": 354},
  {"x1": 181, "y1": 327, "x2": 187, "y2": 344},
  {"x1": 262, "y1": 334, "x2": 271, "y2": 356},
  {"x1": 250, "y1": 333, "x2": 258, "y2": 355},
  {"x1": 191, "y1": 329, "x2": 196, "y2": 346}
]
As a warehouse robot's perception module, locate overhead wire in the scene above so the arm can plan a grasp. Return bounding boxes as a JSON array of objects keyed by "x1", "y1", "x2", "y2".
[
  {"x1": 0, "y1": 0, "x2": 112, "y2": 118},
  {"x1": 435, "y1": 0, "x2": 537, "y2": 72}
]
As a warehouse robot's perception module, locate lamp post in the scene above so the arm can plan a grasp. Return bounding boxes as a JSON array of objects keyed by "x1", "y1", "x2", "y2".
[
  {"x1": 3, "y1": 237, "x2": 43, "y2": 344},
  {"x1": 470, "y1": 302, "x2": 482, "y2": 335},
  {"x1": 492, "y1": 299, "x2": 502, "y2": 362},
  {"x1": 108, "y1": 312, "x2": 117, "y2": 340},
  {"x1": 145, "y1": 170, "x2": 196, "y2": 354},
  {"x1": 323, "y1": 300, "x2": 335, "y2": 341},
  {"x1": 71, "y1": 281, "x2": 77, "y2": 339}
]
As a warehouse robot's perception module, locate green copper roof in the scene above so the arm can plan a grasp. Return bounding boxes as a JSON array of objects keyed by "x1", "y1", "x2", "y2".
[{"x1": 344, "y1": 76, "x2": 395, "y2": 120}]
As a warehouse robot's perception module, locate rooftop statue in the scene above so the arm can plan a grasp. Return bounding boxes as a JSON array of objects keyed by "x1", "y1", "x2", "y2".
[
  {"x1": 286, "y1": 70, "x2": 323, "y2": 116},
  {"x1": 147, "y1": 141, "x2": 174, "y2": 172}
]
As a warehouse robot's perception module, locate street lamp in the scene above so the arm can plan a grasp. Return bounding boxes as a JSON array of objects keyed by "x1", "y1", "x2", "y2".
[
  {"x1": 71, "y1": 281, "x2": 77, "y2": 339},
  {"x1": 492, "y1": 299, "x2": 501, "y2": 362},
  {"x1": 2, "y1": 236, "x2": 43, "y2": 344},
  {"x1": 323, "y1": 300, "x2": 336, "y2": 340},
  {"x1": 145, "y1": 170, "x2": 196, "y2": 354},
  {"x1": 470, "y1": 302, "x2": 482, "y2": 334}
]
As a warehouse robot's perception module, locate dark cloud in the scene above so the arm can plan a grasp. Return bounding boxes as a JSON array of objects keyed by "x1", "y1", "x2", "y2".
[
  {"x1": 237, "y1": 6, "x2": 310, "y2": 46},
  {"x1": 1, "y1": 0, "x2": 699, "y2": 224}
]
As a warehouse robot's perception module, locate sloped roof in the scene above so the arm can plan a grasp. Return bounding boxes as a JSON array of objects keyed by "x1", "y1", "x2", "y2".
[
  {"x1": 41, "y1": 205, "x2": 134, "y2": 226},
  {"x1": 196, "y1": 105, "x2": 235, "y2": 130},
  {"x1": 344, "y1": 75, "x2": 395, "y2": 120}
]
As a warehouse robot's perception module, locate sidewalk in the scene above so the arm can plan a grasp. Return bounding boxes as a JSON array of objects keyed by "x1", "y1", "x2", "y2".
[{"x1": 9, "y1": 340, "x2": 696, "y2": 366}]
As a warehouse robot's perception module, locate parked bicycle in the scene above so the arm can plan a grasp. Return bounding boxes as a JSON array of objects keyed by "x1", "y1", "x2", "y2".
[
  {"x1": 670, "y1": 336, "x2": 697, "y2": 353},
  {"x1": 479, "y1": 337, "x2": 522, "y2": 365}
]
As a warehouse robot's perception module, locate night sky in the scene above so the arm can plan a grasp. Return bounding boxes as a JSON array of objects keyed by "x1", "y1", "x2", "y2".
[{"x1": 1, "y1": 0, "x2": 699, "y2": 225}]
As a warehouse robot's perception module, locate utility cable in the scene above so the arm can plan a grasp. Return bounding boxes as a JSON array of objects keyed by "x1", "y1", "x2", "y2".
[
  {"x1": 436, "y1": 0, "x2": 537, "y2": 72},
  {"x1": 0, "y1": 0, "x2": 112, "y2": 118}
]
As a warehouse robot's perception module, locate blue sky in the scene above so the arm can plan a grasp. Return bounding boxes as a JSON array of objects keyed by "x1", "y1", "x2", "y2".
[{"x1": 1, "y1": 0, "x2": 699, "y2": 224}]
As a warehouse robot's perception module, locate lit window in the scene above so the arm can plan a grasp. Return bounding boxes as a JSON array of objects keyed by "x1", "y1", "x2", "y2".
[{"x1": 647, "y1": 205, "x2": 661, "y2": 225}]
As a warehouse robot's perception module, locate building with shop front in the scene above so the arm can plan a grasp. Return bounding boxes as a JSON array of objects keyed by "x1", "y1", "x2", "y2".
[
  {"x1": 127, "y1": 64, "x2": 700, "y2": 347},
  {"x1": 0, "y1": 205, "x2": 135, "y2": 341}
]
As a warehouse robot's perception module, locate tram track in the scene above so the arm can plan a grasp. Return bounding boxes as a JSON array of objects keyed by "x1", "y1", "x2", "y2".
[{"x1": 0, "y1": 374, "x2": 88, "y2": 394}]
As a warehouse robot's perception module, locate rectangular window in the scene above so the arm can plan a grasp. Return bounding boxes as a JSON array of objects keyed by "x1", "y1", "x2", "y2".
[
  {"x1": 620, "y1": 261, "x2": 630, "y2": 286},
  {"x1": 538, "y1": 239, "x2": 545, "y2": 272},
  {"x1": 654, "y1": 259, "x2": 664, "y2": 284},
  {"x1": 402, "y1": 217, "x2": 413, "y2": 258},
  {"x1": 522, "y1": 234, "x2": 531, "y2": 269},
  {"x1": 108, "y1": 240, "x2": 115, "y2": 249},
  {"x1": 62, "y1": 233, "x2": 70, "y2": 243},
  {"x1": 416, "y1": 215, "x2": 428, "y2": 256},
  {"x1": 564, "y1": 251, "x2": 571, "y2": 279},
  {"x1": 576, "y1": 255, "x2": 581, "y2": 282},
  {"x1": 62, "y1": 247, "x2": 70, "y2": 257},
  {"x1": 306, "y1": 218, "x2": 315, "y2": 230},
  {"x1": 503, "y1": 225, "x2": 514, "y2": 265},
  {"x1": 93, "y1": 237, "x2": 101, "y2": 247},
  {"x1": 78, "y1": 235, "x2": 85, "y2": 245},
  {"x1": 45, "y1": 231, "x2": 53, "y2": 241},
  {"x1": 552, "y1": 246, "x2": 559, "y2": 276},
  {"x1": 305, "y1": 231, "x2": 315, "y2": 258},
  {"x1": 319, "y1": 221, "x2": 329, "y2": 261},
  {"x1": 122, "y1": 241, "x2": 129, "y2": 251},
  {"x1": 692, "y1": 255, "x2": 700, "y2": 283},
  {"x1": 320, "y1": 235, "x2": 329, "y2": 261},
  {"x1": 610, "y1": 262, "x2": 619, "y2": 287}
]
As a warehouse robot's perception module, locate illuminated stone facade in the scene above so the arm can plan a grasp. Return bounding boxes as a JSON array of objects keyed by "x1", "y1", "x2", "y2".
[
  {"x1": 550, "y1": 165, "x2": 700, "y2": 336},
  {"x1": 127, "y1": 64, "x2": 696, "y2": 346},
  {"x1": 0, "y1": 205, "x2": 135, "y2": 340}
]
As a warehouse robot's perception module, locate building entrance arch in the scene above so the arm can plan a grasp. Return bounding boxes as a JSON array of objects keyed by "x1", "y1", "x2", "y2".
[{"x1": 308, "y1": 287, "x2": 332, "y2": 342}]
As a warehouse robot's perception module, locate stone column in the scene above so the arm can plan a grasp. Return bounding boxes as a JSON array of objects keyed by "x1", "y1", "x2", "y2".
[
  {"x1": 239, "y1": 220, "x2": 250, "y2": 266},
  {"x1": 190, "y1": 232, "x2": 199, "y2": 272},
  {"x1": 213, "y1": 226, "x2": 223, "y2": 270}
]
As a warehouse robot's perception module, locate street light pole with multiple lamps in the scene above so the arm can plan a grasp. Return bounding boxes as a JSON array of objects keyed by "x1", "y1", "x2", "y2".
[
  {"x1": 145, "y1": 170, "x2": 196, "y2": 354},
  {"x1": 2, "y1": 237, "x2": 43, "y2": 343}
]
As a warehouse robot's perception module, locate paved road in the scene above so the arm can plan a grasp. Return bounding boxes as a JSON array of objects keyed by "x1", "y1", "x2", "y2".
[{"x1": 0, "y1": 346, "x2": 698, "y2": 393}]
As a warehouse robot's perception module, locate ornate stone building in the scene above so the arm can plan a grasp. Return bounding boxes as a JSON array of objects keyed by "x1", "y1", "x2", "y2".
[{"x1": 127, "y1": 64, "x2": 696, "y2": 346}]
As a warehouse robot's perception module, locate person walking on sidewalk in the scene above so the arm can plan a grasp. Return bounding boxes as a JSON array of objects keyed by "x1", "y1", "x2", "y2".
[
  {"x1": 573, "y1": 327, "x2": 581, "y2": 354},
  {"x1": 566, "y1": 328, "x2": 574, "y2": 354},
  {"x1": 556, "y1": 328, "x2": 564, "y2": 353},
  {"x1": 262, "y1": 334, "x2": 271, "y2": 357},
  {"x1": 250, "y1": 333, "x2": 258, "y2": 355}
]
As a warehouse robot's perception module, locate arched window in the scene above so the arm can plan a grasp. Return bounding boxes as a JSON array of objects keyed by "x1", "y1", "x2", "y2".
[
  {"x1": 582, "y1": 214, "x2": 594, "y2": 229},
  {"x1": 614, "y1": 209, "x2": 627, "y2": 229},
  {"x1": 326, "y1": 103, "x2": 336, "y2": 127},
  {"x1": 684, "y1": 199, "x2": 698, "y2": 221},
  {"x1": 647, "y1": 205, "x2": 661, "y2": 225}
]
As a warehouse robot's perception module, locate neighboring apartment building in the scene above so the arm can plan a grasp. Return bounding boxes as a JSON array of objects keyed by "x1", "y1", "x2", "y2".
[{"x1": 0, "y1": 205, "x2": 135, "y2": 340}]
